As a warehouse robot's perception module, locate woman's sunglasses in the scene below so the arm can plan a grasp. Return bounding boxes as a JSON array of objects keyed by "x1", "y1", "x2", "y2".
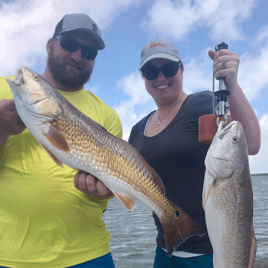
[
  {"x1": 54, "y1": 35, "x2": 98, "y2": 61},
  {"x1": 141, "y1": 61, "x2": 182, "y2": 80}
]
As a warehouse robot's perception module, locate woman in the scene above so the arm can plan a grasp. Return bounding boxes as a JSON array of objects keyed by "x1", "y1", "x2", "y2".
[{"x1": 127, "y1": 39, "x2": 260, "y2": 267}]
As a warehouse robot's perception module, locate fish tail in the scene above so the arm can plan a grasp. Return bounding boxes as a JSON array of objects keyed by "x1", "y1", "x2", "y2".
[{"x1": 161, "y1": 204, "x2": 205, "y2": 256}]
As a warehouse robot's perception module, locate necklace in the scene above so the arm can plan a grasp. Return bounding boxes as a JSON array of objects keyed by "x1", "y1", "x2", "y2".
[{"x1": 157, "y1": 94, "x2": 187, "y2": 125}]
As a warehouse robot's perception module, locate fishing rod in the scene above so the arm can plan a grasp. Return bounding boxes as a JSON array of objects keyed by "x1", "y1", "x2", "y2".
[{"x1": 198, "y1": 42, "x2": 232, "y2": 144}]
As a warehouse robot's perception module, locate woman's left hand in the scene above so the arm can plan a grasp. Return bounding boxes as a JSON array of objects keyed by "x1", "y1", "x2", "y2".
[{"x1": 208, "y1": 49, "x2": 240, "y2": 92}]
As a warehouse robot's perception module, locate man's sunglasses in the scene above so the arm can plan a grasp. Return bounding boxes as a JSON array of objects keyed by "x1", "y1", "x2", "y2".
[
  {"x1": 141, "y1": 61, "x2": 182, "y2": 80},
  {"x1": 54, "y1": 35, "x2": 98, "y2": 61}
]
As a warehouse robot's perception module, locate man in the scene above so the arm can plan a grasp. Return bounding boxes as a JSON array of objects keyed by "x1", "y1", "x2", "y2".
[{"x1": 0, "y1": 14, "x2": 121, "y2": 268}]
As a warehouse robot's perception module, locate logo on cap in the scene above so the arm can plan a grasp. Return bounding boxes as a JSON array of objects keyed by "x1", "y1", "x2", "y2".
[
  {"x1": 149, "y1": 43, "x2": 165, "y2": 49},
  {"x1": 92, "y1": 24, "x2": 98, "y2": 33}
]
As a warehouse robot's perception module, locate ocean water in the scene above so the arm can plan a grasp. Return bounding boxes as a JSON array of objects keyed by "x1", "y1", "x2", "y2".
[
  {"x1": 252, "y1": 174, "x2": 268, "y2": 268},
  {"x1": 102, "y1": 174, "x2": 268, "y2": 268}
]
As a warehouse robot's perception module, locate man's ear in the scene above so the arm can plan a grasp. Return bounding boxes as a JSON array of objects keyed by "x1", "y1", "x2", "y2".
[
  {"x1": 180, "y1": 65, "x2": 184, "y2": 75},
  {"x1": 47, "y1": 38, "x2": 54, "y2": 55}
]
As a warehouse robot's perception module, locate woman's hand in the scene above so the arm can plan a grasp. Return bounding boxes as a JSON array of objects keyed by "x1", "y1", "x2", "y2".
[{"x1": 208, "y1": 49, "x2": 240, "y2": 92}]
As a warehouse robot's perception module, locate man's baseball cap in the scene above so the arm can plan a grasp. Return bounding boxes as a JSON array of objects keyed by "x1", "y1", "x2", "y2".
[
  {"x1": 139, "y1": 39, "x2": 183, "y2": 70},
  {"x1": 53, "y1": 14, "x2": 105, "y2": 50}
]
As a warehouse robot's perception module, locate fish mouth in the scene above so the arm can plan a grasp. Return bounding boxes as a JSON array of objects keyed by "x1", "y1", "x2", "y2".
[
  {"x1": 14, "y1": 68, "x2": 25, "y2": 86},
  {"x1": 217, "y1": 121, "x2": 237, "y2": 139}
]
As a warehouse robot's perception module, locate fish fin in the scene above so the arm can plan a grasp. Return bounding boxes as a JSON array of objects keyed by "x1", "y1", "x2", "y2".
[
  {"x1": 123, "y1": 140, "x2": 166, "y2": 195},
  {"x1": 161, "y1": 204, "x2": 205, "y2": 256},
  {"x1": 114, "y1": 192, "x2": 135, "y2": 211},
  {"x1": 41, "y1": 145, "x2": 63, "y2": 167},
  {"x1": 202, "y1": 178, "x2": 216, "y2": 209},
  {"x1": 43, "y1": 125, "x2": 70, "y2": 152},
  {"x1": 247, "y1": 226, "x2": 257, "y2": 267}
]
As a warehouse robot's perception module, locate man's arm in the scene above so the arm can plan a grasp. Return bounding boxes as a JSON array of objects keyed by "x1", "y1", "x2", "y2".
[{"x1": 0, "y1": 99, "x2": 26, "y2": 150}]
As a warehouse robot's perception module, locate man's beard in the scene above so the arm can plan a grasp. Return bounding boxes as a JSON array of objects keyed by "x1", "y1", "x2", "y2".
[{"x1": 47, "y1": 45, "x2": 93, "y2": 90}]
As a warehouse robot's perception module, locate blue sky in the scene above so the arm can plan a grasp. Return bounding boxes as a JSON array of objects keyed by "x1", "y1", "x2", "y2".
[{"x1": 0, "y1": 0, "x2": 267, "y2": 174}]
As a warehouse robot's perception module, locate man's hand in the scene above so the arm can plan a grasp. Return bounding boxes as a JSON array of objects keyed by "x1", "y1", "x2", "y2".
[
  {"x1": 208, "y1": 49, "x2": 240, "y2": 92},
  {"x1": 74, "y1": 170, "x2": 114, "y2": 200},
  {"x1": 0, "y1": 99, "x2": 26, "y2": 135},
  {"x1": 0, "y1": 99, "x2": 26, "y2": 149}
]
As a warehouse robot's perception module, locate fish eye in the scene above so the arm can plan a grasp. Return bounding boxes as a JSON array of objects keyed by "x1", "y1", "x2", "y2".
[
  {"x1": 232, "y1": 136, "x2": 237, "y2": 143},
  {"x1": 33, "y1": 75, "x2": 39, "y2": 81}
]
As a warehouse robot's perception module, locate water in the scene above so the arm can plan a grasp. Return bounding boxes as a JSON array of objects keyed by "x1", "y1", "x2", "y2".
[
  {"x1": 102, "y1": 174, "x2": 268, "y2": 268},
  {"x1": 252, "y1": 174, "x2": 268, "y2": 268},
  {"x1": 103, "y1": 198, "x2": 156, "y2": 268}
]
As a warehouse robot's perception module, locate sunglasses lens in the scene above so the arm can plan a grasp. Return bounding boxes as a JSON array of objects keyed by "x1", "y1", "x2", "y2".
[
  {"x1": 141, "y1": 66, "x2": 159, "y2": 80},
  {"x1": 58, "y1": 36, "x2": 98, "y2": 61},
  {"x1": 162, "y1": 63, "x2": 179, "y2": 77},
  {"x1": 82, "y1": 48, "x2": 98, "y2": 61},
  {"x1": 60, "y1": 37, "x2": 79, "y2": 53},
  {"x1": 141, "y1": 62, "x2": 180, "y2": 80}
]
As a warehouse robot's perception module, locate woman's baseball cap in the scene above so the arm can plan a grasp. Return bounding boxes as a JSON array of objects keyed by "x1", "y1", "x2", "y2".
[{"x1": 139, "y1": 39, "x2": 183, "y2": 70}]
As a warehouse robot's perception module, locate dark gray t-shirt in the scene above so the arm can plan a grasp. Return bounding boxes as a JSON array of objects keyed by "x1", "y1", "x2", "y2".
[{"x1": 128, "y1": 90, "x2": 215, "y2": 254}]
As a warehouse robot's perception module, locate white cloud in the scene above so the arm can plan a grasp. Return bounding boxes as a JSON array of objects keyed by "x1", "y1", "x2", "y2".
[
  {"x1": 141, "y1": 0, "x2": 257, "y2": 41},
  {"x1": 249, "y1": 114, "x2": 268, "y2": 174},
  {"x1": 255, "y1": 24, "x2": 268, "y2": 44},
  {"x1": 0, "y1": 0, "x2": 145, "y2": 76},
  {"x1": 238, "y1": 43, "x2": 268, "y2": 101},
  {"x1": 117, "y1": 72, "x2": 151, "y2": 106},
  {"x1": 114, "y1": 72, "x2": 156, "y2": 140},
  {"x1": 183, "y1": 48, "x2": 214, "y2": 94}
]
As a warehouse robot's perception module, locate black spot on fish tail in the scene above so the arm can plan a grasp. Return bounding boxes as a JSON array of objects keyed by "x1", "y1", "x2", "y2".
[{"x1": 162, "y1": 204, "x2": 205, "y2": 256}]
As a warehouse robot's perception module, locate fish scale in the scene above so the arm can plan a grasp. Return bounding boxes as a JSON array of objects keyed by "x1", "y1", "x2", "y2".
[{"x1": 7, "y1": 66, "x2": 205, "y2": 256}]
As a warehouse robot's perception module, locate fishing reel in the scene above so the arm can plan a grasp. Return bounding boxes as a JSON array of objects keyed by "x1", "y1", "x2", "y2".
[{"x1": 198, "y1": 42, "x2": 232, "y2": 144}]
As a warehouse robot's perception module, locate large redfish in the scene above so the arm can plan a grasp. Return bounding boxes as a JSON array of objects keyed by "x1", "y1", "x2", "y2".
[{"x1": 7, "y1": 66, "x2": 204, "y2": 256}]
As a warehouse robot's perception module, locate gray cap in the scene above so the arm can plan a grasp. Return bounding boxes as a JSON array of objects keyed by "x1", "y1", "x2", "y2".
[
  {"x1": 53, "y1": 14, "x2": 105, "y2": 50},
  {"x1": 139, "y1": 39, "x2": 182, "y2": 70}
]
